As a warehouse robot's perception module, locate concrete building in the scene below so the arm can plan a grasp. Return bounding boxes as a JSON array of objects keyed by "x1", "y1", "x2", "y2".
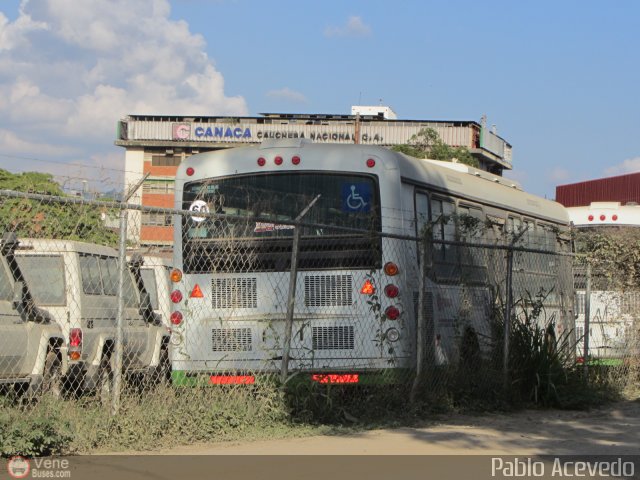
[{"x1": 115, "y1": 109, "x2": 513, "y2": 246}]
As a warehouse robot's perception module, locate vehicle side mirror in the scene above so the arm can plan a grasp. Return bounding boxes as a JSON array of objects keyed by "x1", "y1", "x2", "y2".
[
  {"x1": 140, "y1": 290, "x2": 156, "y2": 323},
  {"x1": 12, "y1": 280, "x2": 24, "y2": 310}
]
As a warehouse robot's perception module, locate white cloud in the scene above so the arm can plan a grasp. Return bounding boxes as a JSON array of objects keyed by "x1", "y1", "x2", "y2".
[
  {"x1": 604, "y1": 157, "x2": 640, "y2": 177},
  {"x1": 266, "y1": 87, "x2": 308, "y2": 104},
  {"x1": 324, "y1": 16, "x2": 372, "y2": 38},
  {"x1": 0, "y1": 128, "x2": 78, "y2": 156},
  {"x1": 0, "y1": 0, "x2": 247, "y2": 183}
]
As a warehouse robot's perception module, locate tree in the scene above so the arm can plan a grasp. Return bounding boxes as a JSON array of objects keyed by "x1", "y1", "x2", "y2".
[
  {"x1": 392, "y1": 127, "x2": 479, "y2": 168},
  {"x1": 0, "y1": 169, "x2": 118, "y2": 246}
]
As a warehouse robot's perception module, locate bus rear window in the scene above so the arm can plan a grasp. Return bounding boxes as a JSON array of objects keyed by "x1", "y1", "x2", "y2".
[{"x1": 181, "y1": 173, "x2": 381, "y2": 273}]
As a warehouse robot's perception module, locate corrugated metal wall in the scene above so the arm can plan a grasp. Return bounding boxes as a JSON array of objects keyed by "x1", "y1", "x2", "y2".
[{"x1": 556, "y1": 173, "x2": 640, "y2": 206}]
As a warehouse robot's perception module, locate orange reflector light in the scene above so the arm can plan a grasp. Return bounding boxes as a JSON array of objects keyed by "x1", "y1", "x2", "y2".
[
  {"x1": 209, "y1": 375, "x2": 255, "y2": 385},
  {"x1": 170, "y1": 269, "x2": 183, "y2": 283},
  {"x1": 69, "y1": 351, "x2": 81, "y2": 361},
  {"x1": 311, "y1": 374, "x2": 359, "y2": 384},
  {"x1": 360, "y1": 279, "x2": 375, "y2": 295},
  {"x1": 190, "y1": 284, "x2": 204, "y2": 298},
  {"x1": 384, "y1": 262, "x2": 399, "y2": 276}
]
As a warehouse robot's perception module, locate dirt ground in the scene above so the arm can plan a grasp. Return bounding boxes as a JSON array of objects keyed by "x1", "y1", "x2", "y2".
[{"x1": 153, "y1": 399, "x2": 640, "y2": 455}]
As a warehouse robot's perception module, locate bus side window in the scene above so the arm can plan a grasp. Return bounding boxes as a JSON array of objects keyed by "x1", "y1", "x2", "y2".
[{"x1": 415, "y1": 191, "x2": 429, "y2": 236}]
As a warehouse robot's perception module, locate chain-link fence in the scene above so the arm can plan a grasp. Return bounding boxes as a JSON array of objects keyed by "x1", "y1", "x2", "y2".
[
  {"x1": 574, "y1": 256, "x2": 640, "y2": 392},
  {"x1": 0, "y1": 188, "x2": 637, "y2": 421}
]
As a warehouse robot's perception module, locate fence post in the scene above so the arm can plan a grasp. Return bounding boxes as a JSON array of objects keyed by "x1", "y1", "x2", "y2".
[
  {"x1": 503, "y1": 245, "x2": 514, "y2": 391},
  {"x1": 583, "y1": 262, "x2": 592, "y2": 382},
  {"x1": 112, "y1": 175, "x2": 148, "y2": 416},
  {"x1": 111, "y1": 207, "x2": 128, "y2": 416},
  {"x1": 280, "y1": 195, "x2": 321, "y2": 386},
  {"x1": 410, "y1": 236, "x2": 428, "y2": 404}
]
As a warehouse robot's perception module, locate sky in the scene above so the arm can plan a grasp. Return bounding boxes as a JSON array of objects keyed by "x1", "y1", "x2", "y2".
[{"x1": 0, "y1": 0, "x2": 639, "y2": 198}]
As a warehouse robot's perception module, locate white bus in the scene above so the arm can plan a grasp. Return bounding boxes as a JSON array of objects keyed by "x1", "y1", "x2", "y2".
[
  {"x1": 169, "y1": 140, "x2": 573, "y2": 385},
  {"x1": 568, "y1": 202, "x2": 640, "y2": 363}
]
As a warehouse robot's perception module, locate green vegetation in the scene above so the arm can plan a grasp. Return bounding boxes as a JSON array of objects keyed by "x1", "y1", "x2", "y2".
[
  {"x1": 392, "y1": 127, "x2": 479, "y2": 168},
  {"x1": 0, "y1": 169, "x2": 118, "y2": 246},
  {"x1": 574, "y1": 226, "x2": 640, "y2": 288}
]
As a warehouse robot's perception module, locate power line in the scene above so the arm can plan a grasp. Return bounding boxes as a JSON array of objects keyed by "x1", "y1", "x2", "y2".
[{"x1": 0, "y1": 152, "x2": 143, "y2": 177}]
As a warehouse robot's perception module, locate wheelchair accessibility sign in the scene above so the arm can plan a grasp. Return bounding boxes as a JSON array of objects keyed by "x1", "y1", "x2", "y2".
[{"x1": 341, "y1": 183, "x2": 371, "y2": 213}]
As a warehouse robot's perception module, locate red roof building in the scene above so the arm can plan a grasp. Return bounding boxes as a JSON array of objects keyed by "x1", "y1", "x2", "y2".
[{"x1": 556, "y1": 172, "x2": 640, "y2": 207}]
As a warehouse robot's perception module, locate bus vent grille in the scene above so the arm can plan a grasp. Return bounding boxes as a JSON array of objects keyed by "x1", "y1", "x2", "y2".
[
  {"x1": 304, "y1": 275, "x2": 353, "y2": 307},
  {"x1": 212, "y1": 278, "x2": 257, "y2": 309},
  {"x1": 312, "y1": 326, "x2": 355, "y2": 350},
  {"x1": 211, "y1": 328, "x2": 252, "y2": 352}
]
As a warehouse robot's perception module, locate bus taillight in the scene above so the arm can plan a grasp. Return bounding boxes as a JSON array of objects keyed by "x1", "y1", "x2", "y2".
[
  {"x1": 170, "y1": 269, "x2": 182, "y2": 283},
  {"x1": 292, "y1": 155, "x2": 301, "y2": 165},
  {"x1": 366, "y1": 158, "x2": 376, "y2": 168},
  {"x1": 274, "y1": 156, "x2": 283, "y2": 165},
  {"x1": 257, "y1": 157, "x2": 266, "y2": 166},
  {"x1": 384, "y1": 284, "x2": 399, "y2": 298},
  {"x1": 170, "y1": 290, "x2": 183, "y2": 303},
  {"x1": 384, "y1": 262, "x2": 399, "y2": 276},
  {"x1": 69, "y1": 328, "x2": 82, "y2": 360},
  {"x1": 186, "y1": 167, "x2": 195, "y2": 176},
  {"x1": 170, "y1": 311, "x2": 183, "y2": 325},
  {"x1": 385, "y1": 306, "x2": 400, "y2": 320}
]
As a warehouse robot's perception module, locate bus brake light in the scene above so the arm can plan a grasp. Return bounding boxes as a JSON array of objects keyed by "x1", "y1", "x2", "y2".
[
  {"x1": 170, "y1": 290, "x2": 183, "y2": 303},
  {"x1": 209, "y1": 375, "x2": 255, "y2": 385},
  {"x1": 385, "y1": 306, "x2": 400, "y2": 320},
  {"x1": 360, "y1": 280, "x2": 375, "y2": 295},
  {"x1": 170, "y1": 311, "x2": 183, "y2": 325},
  {"x1": 311, "y1": 374, "x2": 359, "y2": 384},
  {"x1": 384, "y1": 284, "x2": 399, "y2": 298}
]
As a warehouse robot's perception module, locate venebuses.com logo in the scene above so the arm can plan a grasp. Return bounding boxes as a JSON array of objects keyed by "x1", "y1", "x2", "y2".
[
  {"x1": 7, "y1": 456, "x2": 30, "y2": 479},
  {"x1": 6, "y1": 456, "x2": 71, "y2": 478}
]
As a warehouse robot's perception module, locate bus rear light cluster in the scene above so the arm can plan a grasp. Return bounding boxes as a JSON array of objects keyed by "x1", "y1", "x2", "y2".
[
  {"x1": 69, "y1": 328, "x2": 82, "y2": 361},
  {"x1": 170, "y1": 290, "x2": 183, "y2": 303},
  {"x1": 170, "y1": 311, "x2": 183, "y2": 326},
  {"x1": 384, "y1": 284, "x2": 399, "y2": 298}
]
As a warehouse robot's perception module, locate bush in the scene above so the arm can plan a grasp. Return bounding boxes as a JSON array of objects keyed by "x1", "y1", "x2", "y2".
[{"x1": 0, "y1": 399, "x2": 73, "y2": 457}]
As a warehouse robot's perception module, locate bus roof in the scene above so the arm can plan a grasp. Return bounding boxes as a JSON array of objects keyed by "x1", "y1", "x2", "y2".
[{"x1": 179, "y1": 142, "x2": 569, "y2": 226}]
